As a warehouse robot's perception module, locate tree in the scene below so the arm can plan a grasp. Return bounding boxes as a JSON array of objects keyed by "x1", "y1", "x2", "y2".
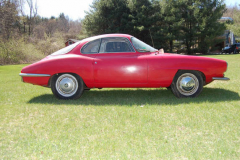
[
  {"x1": 0, "y1": 0, "x2": 19, "y2": 40},
  {"x1": 162, "y1": 0, "x2": 226, "y2": 54},
  {"x1": 83, "y1": 0, "x2": 133, "y2": 35},
  {"x1": 128, "y1": 0, "x2": 165, "y2": 48},
  {"x1": 67, "y1": 19, "x2": 83, "y2": 39},
  {"x1": 127, "y1": 0, "x2": 153, "y2": 42},
  {"x1": 176, "y1": 0, "x2": 201, "y2": 54},
  {"x1": 197, "y1": 0, "x2": 226, "y2": 54},
  {"x1": 19, "y1": 0, "x2": 38, "y2": 35},
  {"x1": 45, "y1": 19, "x2": 57, "y2": 37},
  {"x1": 161, "y1": 0, "x2": 183, "y2": 52},
  {"x1": 148, "y1": 0, "x2": 167, "y2": 49},
  {"x1": 58, "y1": 13, "x2": 69, "y2": 32},
  {"x1": 226, "y1": 5, "x2": 240, "y2": 37}
]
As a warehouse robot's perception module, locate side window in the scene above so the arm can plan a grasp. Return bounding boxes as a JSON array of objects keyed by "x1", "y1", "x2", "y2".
[
  {"x1": 81, "y1": 39, "x2": 101, "y2": 54},
  {"x1": 99, "y1": 37, "x2": 135, "y2": 53}
]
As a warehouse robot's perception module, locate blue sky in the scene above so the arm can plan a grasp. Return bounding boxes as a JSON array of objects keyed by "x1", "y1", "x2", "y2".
[{"x1": 25, "y1": 0, "x2": 240, "y2": 21}]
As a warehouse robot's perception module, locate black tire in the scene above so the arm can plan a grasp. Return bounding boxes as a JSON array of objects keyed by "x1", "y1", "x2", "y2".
[
  {"x1": 51, "y1": 73, "x2": 84, "y2": 99},
  {"x1": 171, "y1": 70, "x2": 203, "y2": 98},
  {"x1": 234, "y1": 49, "x2": 237, "y2": 54}
]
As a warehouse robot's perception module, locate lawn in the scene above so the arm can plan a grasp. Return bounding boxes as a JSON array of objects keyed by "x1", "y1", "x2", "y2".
[{"x1": 0, "y1": 54, "x2": 239, "y2": 159}]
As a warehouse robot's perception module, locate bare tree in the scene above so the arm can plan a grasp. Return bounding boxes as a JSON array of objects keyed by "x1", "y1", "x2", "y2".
[
  {"x1": 58, "y1": 13, "x2": 70, "y2": 32},
  {"x1": 66, "y1": 19, "x2": 82, "y2": 39},
  {"x1": 27, "y1": 0, "x2": 37, "y2": 35},
  {"x1": 45, "y1": 19, "x2": 57, "y2": 37},
  {"x1": 19, "y1": 0, "x2": 38, "y2": 35}
]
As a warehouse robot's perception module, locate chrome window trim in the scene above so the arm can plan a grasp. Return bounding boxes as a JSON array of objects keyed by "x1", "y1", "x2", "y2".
[
  {"x1": 81, "y1": 37, "x2": 136, "y2": 54},
  {"x1": 19, "y1": 73, "x2": 51, "y2": 77}
]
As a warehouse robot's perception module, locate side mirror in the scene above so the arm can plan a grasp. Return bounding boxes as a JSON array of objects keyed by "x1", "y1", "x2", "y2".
[{"x1": 159, "y1": 48, "x2": 164, "y2": 54}]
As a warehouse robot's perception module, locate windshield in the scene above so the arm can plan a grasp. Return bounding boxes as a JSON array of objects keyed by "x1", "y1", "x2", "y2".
[
  {"x1": 131, "y1": 37, "x2": 157, "y2": 52},
  {"x1": 51, "y1": 41, "x2": 81, "y2": 56}
]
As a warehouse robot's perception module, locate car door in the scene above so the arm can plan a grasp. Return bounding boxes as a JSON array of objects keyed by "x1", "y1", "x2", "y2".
[{"x1": 93, "y1": 37, "x2": 148, "y2": 87}]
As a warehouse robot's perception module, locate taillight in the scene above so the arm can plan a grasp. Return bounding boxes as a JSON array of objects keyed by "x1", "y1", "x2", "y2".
[{"x1": 236, "y1": 47, "x2": 238, "y2": 49}]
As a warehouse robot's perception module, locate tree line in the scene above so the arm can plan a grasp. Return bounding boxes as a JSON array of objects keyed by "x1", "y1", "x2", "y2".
[
  {"x1": 0, "y1": 0, "x2": 82, "y2": 40},
  {"x1": 0, "y1": 0, "x2": 82, "y2": 64},
  {"x1": 83, "y1": 0, "x2": 227, "y2": 54}
]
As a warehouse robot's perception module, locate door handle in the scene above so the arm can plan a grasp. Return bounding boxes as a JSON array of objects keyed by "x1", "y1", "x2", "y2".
[{"x1": 95, "y1": 62, "x2": 97, "y2": 64}]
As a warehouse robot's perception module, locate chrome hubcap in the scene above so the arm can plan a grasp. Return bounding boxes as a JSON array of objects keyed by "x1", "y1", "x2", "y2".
[
  {"x1": 56, "y1": 74, "x2": 78, "y2": 97},
  {"x1": 176, "y1": 73, "x2": 199, "y2": 96}
]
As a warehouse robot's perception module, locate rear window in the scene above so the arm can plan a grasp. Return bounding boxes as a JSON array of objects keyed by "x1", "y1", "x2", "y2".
[
  {"x1": 51, "y1": 41, "x2": 81, "y2": 56},
  {"x1": 81, "y1": 39, "x2": 101, "y2": 54}
]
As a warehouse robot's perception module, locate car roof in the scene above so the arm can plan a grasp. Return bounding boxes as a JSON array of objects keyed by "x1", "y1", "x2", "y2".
[{"x1": 80, "y1": 34, "x2": 132, "y2": 43}]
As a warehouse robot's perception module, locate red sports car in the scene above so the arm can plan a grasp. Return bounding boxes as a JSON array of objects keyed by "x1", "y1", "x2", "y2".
[{"x1": 19, "y1": 34, "x2": 230, "y2": 99}]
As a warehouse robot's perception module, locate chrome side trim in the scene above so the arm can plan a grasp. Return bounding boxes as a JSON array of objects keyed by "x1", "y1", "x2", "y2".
[
  {"x1": 212, "y1": 77, "x2": 230, "y2": 81},
  {"x1": 19, "y1": 73, "x2": 51, "y2": 77}
]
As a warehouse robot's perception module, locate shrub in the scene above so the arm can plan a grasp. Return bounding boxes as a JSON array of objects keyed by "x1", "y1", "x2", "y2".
[
  {"x1": 34, "y1": 32, "x2": 65, "y2": 56},
  {"x1": 0, "y1": 38, "x2": 45, "y2": 65}
]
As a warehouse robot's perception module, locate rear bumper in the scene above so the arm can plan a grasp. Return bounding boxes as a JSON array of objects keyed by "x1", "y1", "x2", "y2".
[
  {"x1": 19, "y1": 73, "x2": 51, "y2": 77},
  {"x1": 212, "y1": 77, "x2": 230, "y2": 81},
  {"x1": 19, "y1": 73, "x2": 51, "y2": 86}
]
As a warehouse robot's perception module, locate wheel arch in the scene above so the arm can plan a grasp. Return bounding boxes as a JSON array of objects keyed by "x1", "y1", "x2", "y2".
[{"x1": 48, "y1": 72, "x2": 87, "y2": 88}]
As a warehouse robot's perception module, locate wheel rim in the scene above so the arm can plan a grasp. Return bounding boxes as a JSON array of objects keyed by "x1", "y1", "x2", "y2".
[
  {"x1": 176, "y1": 73, "x2": 199, "y2": 96},
  {"x1": 56, "y1": 74, "x2": 78, "y2": 97}
]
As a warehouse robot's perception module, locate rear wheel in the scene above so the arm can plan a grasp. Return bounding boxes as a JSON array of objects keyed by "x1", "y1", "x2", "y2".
[
  {"x1": 51, "y1": 73, "x2": 84, "y2": 99},
  {"x1": 171, "y1": 70, "x2": 203, "y2": 98}
]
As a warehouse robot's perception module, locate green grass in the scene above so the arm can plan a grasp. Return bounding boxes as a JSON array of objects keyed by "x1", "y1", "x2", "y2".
[{"x1": 0, "y1": 54, "x2": 240, "y2": 159}]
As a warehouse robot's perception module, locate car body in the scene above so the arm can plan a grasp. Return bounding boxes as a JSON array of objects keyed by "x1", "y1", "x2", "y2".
[
  {"x1": 20, "y1": 34, "x2": 230, "y2": 99},
  {"x1": 222, "y1": 43, "x2": 239, "y2": 54},
  {"x1": 222, "y1": 46, "x2": 231, "y2": 54}
]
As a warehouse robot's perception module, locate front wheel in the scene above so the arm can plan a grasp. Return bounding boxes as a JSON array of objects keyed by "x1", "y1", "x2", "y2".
[
  {"x1": 51, "y1": 73, "x2": 84, "y2": 99},
  {"x1": 171, "y1": 71, "x2": 203, "y2": 98}
]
